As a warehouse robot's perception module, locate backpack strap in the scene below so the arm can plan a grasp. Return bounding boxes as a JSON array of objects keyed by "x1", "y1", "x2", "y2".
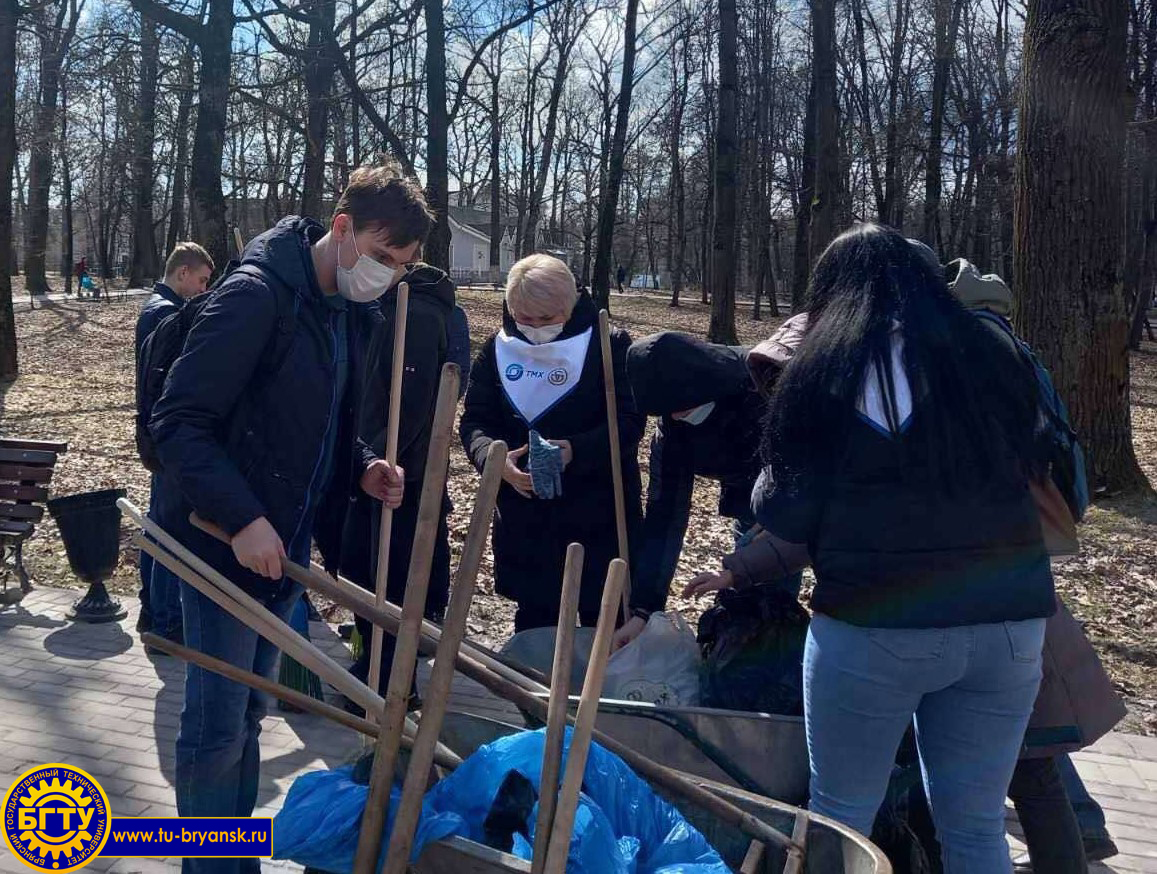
[{"x1": 220, "y1": 263, "x2": 298, "y2": 378}]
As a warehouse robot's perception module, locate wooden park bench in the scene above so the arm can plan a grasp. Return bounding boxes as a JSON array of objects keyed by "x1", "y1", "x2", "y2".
[{"x1": 0, "y1": 437, "x2": 68, "y2": 604}]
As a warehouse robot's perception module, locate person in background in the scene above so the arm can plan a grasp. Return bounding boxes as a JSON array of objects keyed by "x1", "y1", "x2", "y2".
[
  {"x1": 616, "y1": 263, "x2": 627, "y2": 294},
  {"x1": 460, "y1": 254, "x2": 643, "y2": 632},
  {"x1": 149, "y1": 163, "x2": 412, "y2": 874},
  {"x1": 945, "y1": 256, "x2": 1122, "y2": 871},
  {"x1": 134, "y1": 242, "x2": 215, "y2": 642},
  {"x1": 341, "y1": 259, "x2": 456, "y2": 711},
  {"x1": 619, "y1": 332, "x2": 779, "y2": 647},
  {"x1": 687, "y1": 223, "x2": 1055, "y2": 873}
]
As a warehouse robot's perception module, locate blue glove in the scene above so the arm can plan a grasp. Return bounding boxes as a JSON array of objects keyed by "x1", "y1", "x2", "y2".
[{"x1": 528, "y1": 429, "x2": 564, "y2": 499}]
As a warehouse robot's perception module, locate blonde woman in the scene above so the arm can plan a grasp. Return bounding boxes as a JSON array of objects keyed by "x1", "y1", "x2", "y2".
[{"x1": 460, "y1": 255, "x2": 643, "y2": 632}]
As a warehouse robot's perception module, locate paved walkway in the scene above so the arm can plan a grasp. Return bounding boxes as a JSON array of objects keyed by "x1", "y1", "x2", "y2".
[{"x1": 2, "y1": 587, "x2": 1156, "y2": 872}]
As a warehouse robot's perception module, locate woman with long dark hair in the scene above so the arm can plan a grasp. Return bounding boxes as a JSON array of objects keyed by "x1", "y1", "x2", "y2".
[{"x1": 686, "y1": 224, "x2": 1056, "y2": 872}]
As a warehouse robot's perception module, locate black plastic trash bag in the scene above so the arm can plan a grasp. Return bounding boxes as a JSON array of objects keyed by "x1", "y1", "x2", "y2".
[{"x1": 697, "y1": 584, "x2": 808, "y2": 715}]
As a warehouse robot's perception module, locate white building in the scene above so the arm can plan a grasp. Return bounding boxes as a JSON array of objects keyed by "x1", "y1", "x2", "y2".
[{"x1": 448, "y1": 207, "x2": 516, "y2": 284}]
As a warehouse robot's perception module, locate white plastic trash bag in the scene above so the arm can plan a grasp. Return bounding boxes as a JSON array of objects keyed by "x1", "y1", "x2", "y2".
[{"x1": 603, "y1": 612, "x2": 701, "y2": 706}]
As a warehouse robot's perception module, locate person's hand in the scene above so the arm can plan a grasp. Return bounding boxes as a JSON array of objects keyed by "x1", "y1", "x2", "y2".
[
  {"x1": 547, "y1": 439, "x2": 574, "y2": 468},
  {"x1": 232, "y1": 517, "x2": 286, "y2": 579},
  {"x1": 681, "y1": 568, "x2": 735, "y2": 599},
  {"x1": 611, "y1": 615, "x2": 646, "y2": 652},
  {"x1": 504, "y1": 445, "x2": 534, "y2": 498},
  {"x1": 361, "y1": 460, "x2": 405, "y2": 509}
]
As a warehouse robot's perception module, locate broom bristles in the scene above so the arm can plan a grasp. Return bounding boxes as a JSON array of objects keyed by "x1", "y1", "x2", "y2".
[{"x1": 278, "y1": 653, "x2": 324, "y2": 700}]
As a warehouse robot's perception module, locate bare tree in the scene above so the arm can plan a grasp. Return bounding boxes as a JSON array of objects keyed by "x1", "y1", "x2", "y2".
[
  {"x1": 1015, "y1": 0, "x2": 1149, "y2": 492},
  {"x1": 0, "y1": 0, "x2": 19, "y2": 378},
  {"x1": 708, "y1": 0, "x2": 738, "y2": 342},
  {"x1": 591, "y1": 0, "x2": 641, "y2": 311},
  {"x1": 23, "y1": 0, "x2": 83, "y2": 295},
  {"x1": 129, "y1": 10, "x2": 161, "y2": 286}
]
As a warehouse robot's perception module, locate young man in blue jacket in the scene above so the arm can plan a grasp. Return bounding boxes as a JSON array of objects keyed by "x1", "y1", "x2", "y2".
[
  {"x1": 134, "y1": 242, "x2": 214, "y2": 642},
  {"x1": 150, "y1": 164, "x2": 424, "y2": 873}
]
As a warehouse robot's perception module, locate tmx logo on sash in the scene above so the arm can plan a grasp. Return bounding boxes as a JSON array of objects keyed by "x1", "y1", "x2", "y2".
[{"x1": 494, "y1": 327, "x2": 592, "y2": 424}]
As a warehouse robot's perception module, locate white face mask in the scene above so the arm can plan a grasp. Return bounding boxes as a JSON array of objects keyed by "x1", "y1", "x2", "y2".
[
  {"x1": 335, "y1": 233, "x2": 396, "y2": 303},
  {"x1": 516, "y1": 322, "x2": 565, "y2": 345},
  {"x1": 678, "y1": 401, "x2": 716, "y2": 426}
]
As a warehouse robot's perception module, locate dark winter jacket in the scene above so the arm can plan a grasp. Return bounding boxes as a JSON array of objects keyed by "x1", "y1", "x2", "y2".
[
  {"x1": 625, "y1": 333, "x2": 765, "y2": 614},
  {"x1": 447, "y1": 305, "x2": 472, "y2": 398},
  {"x1": 459, "y1": 292, "x2": 644, "y2": 619},
  {"x1": 150, "y1": 216, "x2": 379, "y2": 596},
  {"x1": 135, "y1": 282, "x2": 183, "y2": 355},
  {"x1": 338, "y1": 264, "x2": 456, "y2": 590}
]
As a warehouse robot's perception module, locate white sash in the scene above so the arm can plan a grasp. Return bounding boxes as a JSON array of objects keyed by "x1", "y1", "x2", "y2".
[{"x1": 494, "y1": 327, "x2": 592, "y2": 423}]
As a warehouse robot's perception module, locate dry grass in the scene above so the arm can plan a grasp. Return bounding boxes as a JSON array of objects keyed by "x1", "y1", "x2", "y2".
[{"x1": 2, "y1": 288, "x2": 1154, "y2": 734}]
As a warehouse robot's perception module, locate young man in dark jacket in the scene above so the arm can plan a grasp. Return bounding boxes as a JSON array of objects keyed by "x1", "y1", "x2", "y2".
[
  {"x1": 134, "y1": 242, "x2": 214, "y2": 640},
  {"x1": 340, "y1": 263, "x2": 457, "y2": 702},
  {"x1": 619, "y1": 332, "x2": 766, "y2": 645},
  {"x1": 149, "y1": 164, "x2": 423, "y2": 873}
]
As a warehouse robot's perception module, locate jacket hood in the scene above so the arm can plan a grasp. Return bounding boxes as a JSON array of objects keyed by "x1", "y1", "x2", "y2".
[
  {"x1": 946, "y1": 258, "x2": 1012, "y2": 317},
  {"x1": 393, "y1": 263, "x2": 456, "y2": 318},
  {"x1": 239, "y1": 216, "x2": 327, "y2": 303},
  {"x1": 501, "y1": 289, "x2": 598, "y2": 341},
  {"x1": 626, "y1": 331, "x2": 751, "y2": 415},
  {"x1": 747, "y1": 312, "x2": 809, "y2": 397}
]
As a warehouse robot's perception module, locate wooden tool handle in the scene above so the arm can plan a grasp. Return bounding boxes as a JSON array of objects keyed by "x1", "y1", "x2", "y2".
[
  {"x1": 597, "y1": 309, "x2": 632, "y2": 624},
  {"x1": 531, "y1": 542, "x2": 585, "y2": 874},
  {"x1": 191, "y1": 511, "x2": 549, "y2": 696},
  {"x1": 353, "y1": 362, "x2": 459, "y2": 874},
  {"x1": 369, "y1": 280, "x2": 411, "y2": 697},
  {"x1": 381, "y1": 439, "x2": 506, "y2": 874},
  {"x1": 542, "y1": 558, "x2": 627, "y2": 874}
]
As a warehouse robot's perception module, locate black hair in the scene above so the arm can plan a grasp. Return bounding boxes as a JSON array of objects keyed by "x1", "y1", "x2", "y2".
[{"x1": 763, "y1": 223, "x2": 1045, "y2": 493}]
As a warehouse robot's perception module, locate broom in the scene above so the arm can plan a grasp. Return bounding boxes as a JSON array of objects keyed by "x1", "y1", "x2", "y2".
[{"x1": 277, "y1": 594, "x2": 325, "y2": 712}]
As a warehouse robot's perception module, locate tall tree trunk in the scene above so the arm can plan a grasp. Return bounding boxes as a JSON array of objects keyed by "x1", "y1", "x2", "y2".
[
  {"x1": 666, "y1": 36, "x2": 688, "y2": 307},
  {"x1": 59, "y1": 73, "x2": 73, "y2": 296},
  {"x1": 129, "y1": 11, "x2": 160, "y2": 287},
  {"x1": 791, "y1": 79, "x2": 817, "y2": 311},
  {"x1": 924, "y1": 0, "x2": 965, "y2": 253},
  {"x1": 709, "y1": 0, "x2": 738, "y2": 343},
  {"x1": 301, "y1": 0, "x2": 336, "y2": 220},
  {"x1": 24, "y1": 0, "x2": 79, "y2": 295},
  {"x1": 808, "y1": 0, "x2": 840, "y2": 265},
  {"x1": 0, "y1": 0, "x2": 19, "y2": 378},
  {"x1": 188, "y1": 0, "x2": 233, "y2": 273},
  {"x1": 1015, "y1": 0, "x2": 1148, "y2": 492},
  {"x1": 166, "y1": 46, "x2": 194, "y2": 255},
  {"x1": 424, "y1": 0, "x2": 450, "y2": 270},
  {"x1": 882, "y1": 0, "x2": 908, "y2": 226},
  {"x1": 523, "y1": 19, "x2": 577, "y2": 258},
  {"x1": 591, "y1": 0, "x2": 640, "y2": 312},
  {"x1": 488, "y1": 63, "x2": 502, "y2": 282}
]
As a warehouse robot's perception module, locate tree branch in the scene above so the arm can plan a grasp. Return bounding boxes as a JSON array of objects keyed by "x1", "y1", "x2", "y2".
[{"x1": 130, "y1": 0, "x2": 203, "y2": 47}]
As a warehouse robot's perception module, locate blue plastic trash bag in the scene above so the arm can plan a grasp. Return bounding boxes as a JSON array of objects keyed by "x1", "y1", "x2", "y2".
[
  {"x1": 528, "y1": 429, "x2": 564, "y2": 499},
  {"x1": 426, "y1": 728, "x2": 727, "y2": 874},
  {"x1": 273, "y1": 729, "x2": 726, "y2": 874},
  {"x1": 270, "y1": 764, "x2": 465, "y2": 873}
]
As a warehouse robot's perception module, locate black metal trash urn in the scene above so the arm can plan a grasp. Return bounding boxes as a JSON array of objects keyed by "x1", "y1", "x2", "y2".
[{"x1": 47, "y1": 488, "x2": 128, "y2": 623}]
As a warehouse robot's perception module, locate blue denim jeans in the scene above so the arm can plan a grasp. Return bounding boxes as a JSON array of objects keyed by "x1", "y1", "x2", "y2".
[
  {"x1": 1057, "y1": 752, "x2": 1110, "y2": 841},
  {"x1": 146, "y1": 477, "x2": 184, "y2": 635},
  {"x1": 804, "y1": 614, "x2": 1046, "y2": 874},
  {"x1": 176, "y1": 578, "x2": 301, "y2": 874}
]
